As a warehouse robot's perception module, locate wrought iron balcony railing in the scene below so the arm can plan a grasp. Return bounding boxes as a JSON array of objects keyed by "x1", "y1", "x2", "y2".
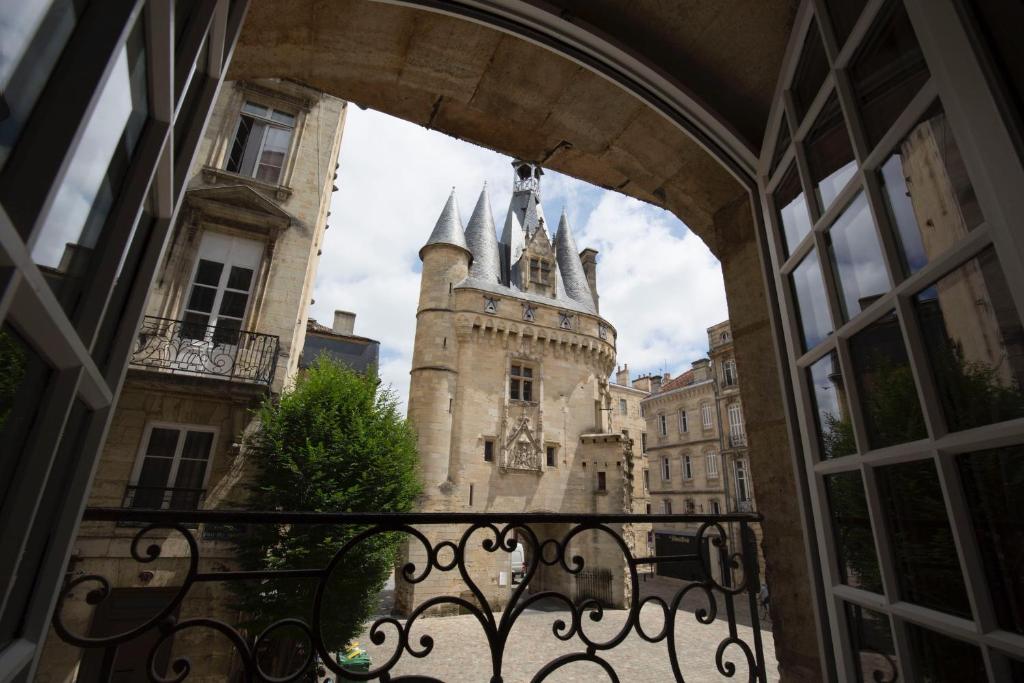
[
  {"x1": 54, "y1": 509, "x2": 769, "y2": 682},
  {"x1": 729, "y1": 433, "x2": 747, "y2": 448},
  {"x1": 130, "y1": 315, "x2": 279, "y2": 385}
]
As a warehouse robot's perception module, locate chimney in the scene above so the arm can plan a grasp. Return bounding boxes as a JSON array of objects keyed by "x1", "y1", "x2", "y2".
[
  {"x1": 332, "y1": 310, "x2": 356, "y2": 335},
  {"x1": 579, "y1": 248, "x2": 599, "y2": 312},
  {"x1": 691, "y1": 358, "x2": 711, "y2": 382},
  {"x1": 663, "y1": 372, "x2": 671, "y2": 383},
  {"x1": 615, "y1": 364, "x2": 630, "y2": 386}
]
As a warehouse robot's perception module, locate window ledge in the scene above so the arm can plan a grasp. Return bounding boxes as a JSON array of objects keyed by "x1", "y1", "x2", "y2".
[
  {"x1": 201, "y1": 166, "x2": 293, "y2": 201},
  {"x1": 509, "y1": 399, "x2": 538, "y2": 406}
]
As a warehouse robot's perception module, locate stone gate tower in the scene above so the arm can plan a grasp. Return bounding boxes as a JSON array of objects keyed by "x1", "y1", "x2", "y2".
[{"x1": 397, "y1": 161, "x2": 644, "y2": 614}]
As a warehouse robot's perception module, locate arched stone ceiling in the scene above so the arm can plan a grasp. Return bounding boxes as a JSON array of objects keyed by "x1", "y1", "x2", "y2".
[{"x1": 229, "y1": 0, "x2": 797, "y2": 252}]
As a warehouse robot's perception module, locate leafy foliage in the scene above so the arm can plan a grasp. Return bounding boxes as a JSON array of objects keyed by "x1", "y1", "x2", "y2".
[{"x1": 231, "y1": 357, "x2": 420, "y2": 653}]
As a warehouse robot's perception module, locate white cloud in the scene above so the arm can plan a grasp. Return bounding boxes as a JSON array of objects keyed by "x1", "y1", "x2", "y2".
[{"x1": 312, "y1": 108, "x2": 727, "y2": 412}]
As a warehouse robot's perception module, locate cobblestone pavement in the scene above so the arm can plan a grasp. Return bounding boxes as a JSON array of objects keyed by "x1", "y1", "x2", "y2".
[{"x1": 354, "y1": 577, "x2": 778, "y2": 682}]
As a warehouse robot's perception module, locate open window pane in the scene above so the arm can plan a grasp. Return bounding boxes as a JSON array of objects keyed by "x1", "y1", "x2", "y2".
[
  {"x1": 915, "y1": 249, "x2": 1024, "y2": 432},
  {"x1": 957, "y1": 445, "x2": 1024, "y2": 634},
  {"x1": 848, "y1": 311, "x2": 926, "y2": 449},
  {"x1": 826, "y1": 192, "x2": 890, "y2": 321},
  {"x1": 825, "y1": 471, "x2": 883, "y2": 593},
  {"x1": 769, "y1": 113, "x2": 791, "y2": 178},
  {"x1": 808, "y1": 351, "x2": 856, "y2": 459},
  {"x1": 879, "y1": 106, "x2": 984, "y2": 277},
  {"x1": 905, "y1": 623, "x2": 986, "y2": 682},
  {"x1": 848, "y1": 1, "x2": 929, "y2": 152},
  {"x1": 791, "y1": 250, "x2": 833, "y2": 351},
  {"x1": 805, "y1": 94, "x2": 857, "y2": 212},
  {"x1": 877, "y1": 459, "x2": 971, "y2": 618},
  {"x1": 791, "y1": 19, "x2": 829, "y2": 123},
  {"x1": 843, "y1": 602, "x2": 897, "y2": 683},
  {"x1": 775, "y1": 164, "x2": 812, "y2": 257}
]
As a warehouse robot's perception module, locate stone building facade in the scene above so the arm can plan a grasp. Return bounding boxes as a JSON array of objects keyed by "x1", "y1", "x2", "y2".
[
  {"x1": 398, "y1": 161, "x2": 647, "y2": 614},
  {"x1": 639, "y1": 319, "x2": 759, "y2": 583},
  {"x1": 37, "y1": 80, "x2": 347, "y2": 681}
]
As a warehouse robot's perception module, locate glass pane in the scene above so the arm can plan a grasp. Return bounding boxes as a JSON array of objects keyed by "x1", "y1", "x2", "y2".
[
  {"x1": 135, "y1": 456, "x2": 173, "y2": 489},
  {"x1": 825, "y1": 471, "x2": 883, "y2": 593},
  {"x1": 905, "y1": 623, "x2": 986, "y2": 682},
  {"x1": 791, "y1": 19, "x2": 829, "y2": 123},
  {"x1": 880, "y1": 106, "x2": 985, "y2": 276},
  {"x1": 238, "y1": 120, "x2": 266, "y2": 177},
  {"x1": 826, "y1": 192, "x2": 890, "y2": 321},
  {"x1": 915, "y1": 249, "x2": 1024, "y2": 432},
  {"x1": 849, "y1": 311, "x2": 926, "y2": 448},
  {"x1": 0, "y1": 323, "x2": 53, "y2": 511},
  {"x1": 218, "y1": 290, "x2": 248, "y2": 319},
  {"x1": 769, "y1": 113, "x2": 791, "y2": 178},
  {"x1": 226, "y1": 115, "x2": 254, "y2": 173},
  {"x1": 172, "y1": 458, "x2": 208, "y2": 491},
  {"x1": 31, "y1": 14, "x2": 148, "y2": 314},
  {"x1": 848, "y1": 2, "x2": 929, "y2": 151},
  {"x1": 957, "y1": 445, "x2": 1024, "y2": 634},
  {"x1": 806, "y1": 94, "x2": 857, "y2": 212},
  {"x1": 775, "y1": 164, "x2": 812, "y2": 256},
  {"x1": 242, "y1": 101, "x2": 269, "y2": 118},
  {"x1": 791, "y1": 250, "x2": 833, "y2": 351},
  {"x1": 0, "y1": 0, "x2": 85, "y2": 170},
  {"x1": 844, "y1": 603, "x2": 897, "y2": 683},
  {"x1": 270, "y1": 109, "x2": 295, "y2": 126},
  {"x1": 877, "y1": 459, "x2": 971, "y2": 618},
  {"x1": 187, "y1": 284, "x2": 216, "y2": 313},
  {"x1": 182, "y1": 311, "x2": 210, "y2": 340},
  {"x1": 522, "y1": 367, "x2": 533, "y2": 378},
  {"x1": 227, "y1": 265, "x2": 253, "y2": 291},
  {"x1": 824, "y1": 0, "x2": 867, "y2": 49},
  {"x1": 146, "y1": 428, "x2": 180, "y2": 457},
  {"x1": 213, "y1": 318, "x2": 240, "y2": 346},
  {"x1": 182, "y1": 431, "x2": 214, "y2": 461},
  {"x1": 808, "y1": 351, "x2": 856, "y2": 459},
  {"x1": 194, "y1": 259, "x2": 223, "y2": 286}
]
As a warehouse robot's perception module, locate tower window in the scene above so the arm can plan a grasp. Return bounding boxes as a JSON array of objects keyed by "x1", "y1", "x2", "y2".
[
  {"x1": 596, "y1": 471, "x2": 607, "y2": 491},
  {"x1": 546, "y1": 445, "x2": 557, "y2": 467},
  {"x1": 484, "y1": 439, "x2": 494, "y2": 462},
  {"x1": 529, "y1": 258, "x2": 551, "y2": 285},
  {"x1": 510, "y1": 364, "x2": 534, "y2": 401}
]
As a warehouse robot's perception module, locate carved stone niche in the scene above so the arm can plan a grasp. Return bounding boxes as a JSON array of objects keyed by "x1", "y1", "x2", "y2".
[{"x1": 501, "y1": 415, "x2": 542, "y2": 473}]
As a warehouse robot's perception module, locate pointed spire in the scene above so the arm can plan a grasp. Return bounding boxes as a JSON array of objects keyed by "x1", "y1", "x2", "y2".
[
  {"x1": 464, "y1": 185, "x2": 501, "y2": 283},
  {"x1": 554, "y1": 209, "x2": 595, "y2": 310},
  {"x1": 420, "y1": 189, "x2": 470, "y2": 261}
]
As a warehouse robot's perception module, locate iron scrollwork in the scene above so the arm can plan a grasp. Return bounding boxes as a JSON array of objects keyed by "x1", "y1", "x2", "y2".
[
  {"x1": 54, "y1": 510, "x2": 767, "y2": 682},
  {"x1": 130, "y1": 315, "x2": 279, "y2": 385}
]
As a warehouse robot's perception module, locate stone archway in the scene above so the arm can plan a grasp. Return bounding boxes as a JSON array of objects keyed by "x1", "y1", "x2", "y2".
[{"x1": 227, "y1": 1, "x2": 819, "y2": 677}]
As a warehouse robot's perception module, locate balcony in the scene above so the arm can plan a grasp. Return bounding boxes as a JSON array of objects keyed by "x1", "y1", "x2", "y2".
[
  {"x1": 54, "y1": 509, "x2": 769, "y2": 681},
  {"x1": 119, "y1": 486, "x2": 205, "y2": 528},
  {"x1": 736, "y1": 500, "x2": 755, "y2": 512},
  {"x1": 729, "y1": 432, "x2": 747, "y2": 448},
  {"x1": 129, "y1": 315, "x2": 279, "y2": 385}
]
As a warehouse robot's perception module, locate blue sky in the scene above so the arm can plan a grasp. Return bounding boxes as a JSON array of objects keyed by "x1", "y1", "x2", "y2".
[{"x1": 311, "y1": 107, "x2": 728, "y2": 412}]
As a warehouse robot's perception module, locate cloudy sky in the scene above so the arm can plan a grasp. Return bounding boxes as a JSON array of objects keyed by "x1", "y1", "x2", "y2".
[{"x1": 311, "y1": 107, "x2": 728, "y2": 412}]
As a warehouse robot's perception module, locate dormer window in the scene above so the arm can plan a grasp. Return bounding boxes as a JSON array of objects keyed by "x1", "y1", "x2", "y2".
[
  {"x1": 529, "y1": 258, "x2": 551, "y2": 285},
  {"x1": 226, "y1": 102, "x2": 296, "y2": 185}
]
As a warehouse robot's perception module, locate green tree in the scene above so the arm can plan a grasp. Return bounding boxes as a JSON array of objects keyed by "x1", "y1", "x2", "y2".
[{"x1": 231, "y1": 357, "x2": 420, "y2": 668}]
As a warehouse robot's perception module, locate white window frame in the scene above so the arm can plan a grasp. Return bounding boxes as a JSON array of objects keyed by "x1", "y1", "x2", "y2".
[
  {"x1": 701, "y1": 403, "x2": 713, "y2": 428},
  {"x1": 662, "y1": 499, "x2": 672, "y2": 515},
  {"x1": 682, "y1": 454, "x2": 693, "y2": 480},
  {"x1": 728, "y1": 402, "x2": 746, "y2": 446},
  {"x1": 619, "y1": 398, "x2": 628, "y2": 415},
  {"x1": 225, "y1": 100, "x2": 298, "y2": 185},
  {"x1": 643, "y1": 468, "x2": 650, "y2": 491},
  {"x1": 658, "y1": 413, "x2": 667, "y2": 436},
  {"x1": 678, "y1": 410, "x2": 688, "y2": 433},
  {"x1": 734, "y1": 458, "x2": 749, "y2": 503},
  {"x1": 128, "y1": 422, "x2": 218, "y2": 507},
  {"x1": 181, "y1": 231, "x2": 264, "y2": 340},
  {"x1": 661, "y1": 455, "x2": 670, "y2": 480},
  {"x1": 706, "y1": 451, "x2": 719, "y2": 479},
  {"x1": 710, "y1": 499, "x2": 721, "y2": 515},
  {"x1": 723, "y1": 359, "x2": 737, "y2": 386}
]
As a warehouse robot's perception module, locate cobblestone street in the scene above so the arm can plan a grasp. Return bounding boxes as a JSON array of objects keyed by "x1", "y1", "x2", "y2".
[{"x1": 355, "y1": 577, "x2": 779, "y2": 681}]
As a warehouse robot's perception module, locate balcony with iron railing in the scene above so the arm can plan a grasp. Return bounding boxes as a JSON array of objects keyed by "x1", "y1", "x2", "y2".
[
  {"x1": 729, "y1": 432, "x2": 747, "y2": 448},
  {"x1": 119, "y1": 485, "x2": 206, "y2": 527},
  {"x1": 129, "y1": 315, "x2": 279, "y2": 386},
  {"x1": 53, "y1": 509, "x2": 769, "y2": 681}
]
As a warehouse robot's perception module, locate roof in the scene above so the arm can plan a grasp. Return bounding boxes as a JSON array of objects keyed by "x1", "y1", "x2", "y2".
[
  {"x1": 659, "y1": 370, "x2": 695, "y2": 392},
  {"x1": 553, "y1": 209, "x2": 596, "y2": 312},
  {"x1": 464, "y1": 185, "x2": 501, "y2": 284},
  {"x1": 305, "y1": 318, "x2": 378, "y2": 345},
  {"x1": 420, "y1": 190, "x2": 470, "y2": 260}
]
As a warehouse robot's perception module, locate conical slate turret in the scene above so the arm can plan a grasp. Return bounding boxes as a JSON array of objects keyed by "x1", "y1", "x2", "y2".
[
  {"x1": 554, "y1": 209, "x2": 595, "y2": 310},
  {"x1": 420, "y1": 189, "x2": 470, "y2": 261},
  {"x1": 465, "y1": 185, "x2": 501, "y2": 283}
]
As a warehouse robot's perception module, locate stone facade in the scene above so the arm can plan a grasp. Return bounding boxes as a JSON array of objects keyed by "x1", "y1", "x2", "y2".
[
  {"x1": 398, "y1": 164, "x2": 648, "y2": 615},
  {"x1": 37, "y1": 80, "x2": 347, "y2": 682},
  {"x1": 639, "y1": 320, "x2": 762, "y2": 584}
]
